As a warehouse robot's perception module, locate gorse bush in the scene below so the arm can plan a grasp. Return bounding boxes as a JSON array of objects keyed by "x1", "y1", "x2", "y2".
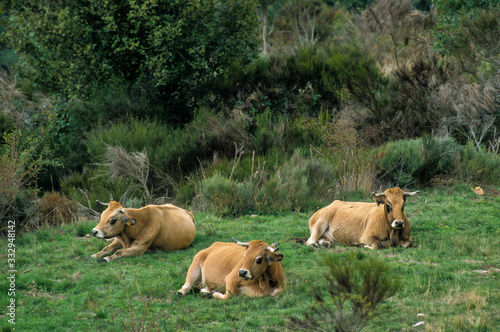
[
  {"x1": 372, "y1": 136, "x2": 460, "y2": 186},
  {"x1": 459, "y1": 142, "x2": 500, "y2": 186},
  {"x1": 60, "y1": 168, "x2": 141, "y2": 211},
  {"x1": 193, "y1": 149, "x2": 336, "y2": 215},
  {"x1": 289, "y1": 252, "x2": 399, "y2": 332},
  {"x1": 204, "y1": 45, "x2": 384, "y2": 118},
  {"x1": 0, "y1": 130, "x2": 57, "y2": 234}
]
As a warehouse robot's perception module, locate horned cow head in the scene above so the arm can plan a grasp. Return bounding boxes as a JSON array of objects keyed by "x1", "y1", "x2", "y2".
[
  {"x1": 91, "y1": 200, "x2": 136, "y2": 239},
  {"x1": 371, "y1": 188, "x2": 418, "y2": 230},
  {"x1": 232, "y1": 237, "x2": 283, "y2": 281}
]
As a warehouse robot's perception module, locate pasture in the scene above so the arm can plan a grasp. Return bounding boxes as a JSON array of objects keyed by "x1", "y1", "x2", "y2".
[{"x1": 1, "y1": 185, "x2": 499, "y2": 331}]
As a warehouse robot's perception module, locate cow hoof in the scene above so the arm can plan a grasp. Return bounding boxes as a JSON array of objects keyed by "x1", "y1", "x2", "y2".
[
  {"x1": 175, "y1": 291, "x2": 185, "y2": 297},
  {"x1": 98, "y1": 258, "x2": 109, "y2": 263}
]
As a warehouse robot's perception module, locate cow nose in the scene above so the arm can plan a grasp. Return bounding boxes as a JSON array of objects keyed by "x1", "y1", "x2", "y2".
[
  {"x1": 239, "y1": 269, "x2": 250, "y2": 279},
  {"x1": 92, "y1": 229, "x2": 98, "y2": 237},
  {"x1": 395, "y1": 220, "x2": 404, "y2": 228}
]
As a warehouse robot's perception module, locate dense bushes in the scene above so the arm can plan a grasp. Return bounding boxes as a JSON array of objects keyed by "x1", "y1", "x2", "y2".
[
  {"x1": 204, "y1": 45, "x2": 385, "y2": 119},
  {"x1": 372, "y1": 136, "x2": 500, "y2": 187},
  {"x1": 193, "y1": 149, "x2": 337, "y2": 215},
  {"x1": 0, "y1": 130, "x2": 57, "y2": 234},
  {"x1": 2, "y1": 0, "x2": 260, "y2": 123}
]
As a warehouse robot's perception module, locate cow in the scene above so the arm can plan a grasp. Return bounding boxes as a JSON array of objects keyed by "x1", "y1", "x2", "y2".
[
  {"x1": 90, "y1": 201, "x2": 196, "y2": 262},
  {"x1": 176, "y1": 238, "x2": 284, "y2": 300},
  {"x1": 306, "y1": 187, "x2": 418, "y2": 250}
]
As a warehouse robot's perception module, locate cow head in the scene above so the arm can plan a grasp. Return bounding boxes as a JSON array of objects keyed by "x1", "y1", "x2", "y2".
[
  {"x1": 232, "y1": 238, "x2": 283, "y2": 281},
  {"x1": 91, "y1": 201, "x2": 136, "y2": 239},
  {"x1": 371, "y1": 188, "x2": 418, "y2": 245}
]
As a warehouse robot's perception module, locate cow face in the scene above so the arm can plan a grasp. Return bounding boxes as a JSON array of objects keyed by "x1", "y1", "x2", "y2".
[
  {"x1": 233, "y1": 239, "x2": 283, "y2": 281},
  {"x1": 371, "y1": 187, "x2": 418, "y2": 230},
  {"x1": 92, "y1": 201, "x2": 136, "y2": 239}
]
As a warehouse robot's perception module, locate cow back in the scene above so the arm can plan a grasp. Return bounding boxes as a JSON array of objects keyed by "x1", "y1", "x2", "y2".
[
  {"x1": 311, "y1": 200, "x2": 382, "y2": 246},
  {"x1": 197, "y1": 242, "x2": 246, "y2": 288},
  {"x1": 124, "y1": 204, "x2": 196, "y2": 250}
]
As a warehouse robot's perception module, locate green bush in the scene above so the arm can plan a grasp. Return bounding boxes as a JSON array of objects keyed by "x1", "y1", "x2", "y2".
[
  {"x1": 193, "y1": 149, "x2": 336, "y2": 215},
  {"x1": 199, "y1": 172, "x2": 237, "y2": 215},
  {"x1": 60, "y1": 167, "x2": 141, "y2": 211},
  {"x1": 372, "y1": 136, "x2": 460, "y2": 186},
  {"x1": 2, "y1": 0, "x2": 260, "y2": 123},
  {"x1": 459, "y1": 142, "x2": 500, "y2": 185},
  {"x1": 289, "y1": 252, "x2": 399, "y2": 332},
  {"x1": 204, "y1": 45, "x2": 384, "y2": 118},
  {"x1": 0, "y1": 130, "x2": 57, "y2": 234}
]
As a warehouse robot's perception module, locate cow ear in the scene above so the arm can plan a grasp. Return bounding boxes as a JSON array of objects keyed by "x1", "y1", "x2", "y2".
[
  {"x1": 122, "y1": 217, "x2": 136, "y2": 226},
  {"x1": 267, "y1": 253, "x2": 283, "y2": 264}
]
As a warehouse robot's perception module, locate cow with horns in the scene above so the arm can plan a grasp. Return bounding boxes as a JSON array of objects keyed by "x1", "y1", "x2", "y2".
[
  {"x1": 306, "y1": 187, "x2": 418, "y2": 249},
  {"x1": 90, "y1": 201, "x2": 196, "y2": 262},
  {"x1": 177, "y1": 238, "x2": 284, "y2": 300}
]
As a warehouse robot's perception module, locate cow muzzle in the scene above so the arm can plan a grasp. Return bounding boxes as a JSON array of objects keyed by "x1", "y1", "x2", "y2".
[
  {"x1": 391, "y1": 220, "x2": 405, "y2": 229},
  {"x1": 92, "y1": 229, "x2": 104, "y2": 239},
  {"x1": 238, "y1": 269, "x2": 252, "y2": 280}
]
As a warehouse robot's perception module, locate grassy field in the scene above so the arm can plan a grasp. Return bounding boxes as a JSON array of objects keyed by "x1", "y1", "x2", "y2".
[{"x1": 1, "y1": 184, "x2": 499, "y2": 331}]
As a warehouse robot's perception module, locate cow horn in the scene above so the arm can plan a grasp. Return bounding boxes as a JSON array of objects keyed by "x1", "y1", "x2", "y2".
[
  {"x1": 371, "y1": 192, "x2": 385, "y2": 198},
  {"x1": 267, "y1": 245, "x2": 279, "y2": 252},
  {"x1": 96, "y1": 200, "x2": 109, "y2": 207},
  {"x1": 231, "y1": 237, "x2": 249, "y2": 247},
  {"x1": 403, "y1": 191, "x2": 419, "y2": 197}
]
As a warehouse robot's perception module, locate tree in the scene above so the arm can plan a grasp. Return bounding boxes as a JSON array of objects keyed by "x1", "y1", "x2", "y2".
[
  {"x1": 433, "y1": 0, "x2": 500, "y2": 74},
  {"x1": 0, "y1": 0, "x2": 260, "y2": 123}
]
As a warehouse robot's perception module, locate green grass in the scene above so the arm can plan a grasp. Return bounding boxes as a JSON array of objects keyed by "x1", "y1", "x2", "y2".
[{"x1": 1, "y1": 186, "x2": 499, "y2": 331}]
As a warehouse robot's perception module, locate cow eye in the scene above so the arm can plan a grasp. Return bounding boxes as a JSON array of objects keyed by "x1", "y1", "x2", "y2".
[
  {"x1": 110, "y1": 218, "x2": 117, "y2": 225},
  {"x1": 256, "y1": 257, "x2": 263, "y2": 264},
  {"x1": 386, "y1": 203, "x2": 392, "y2": 213}
]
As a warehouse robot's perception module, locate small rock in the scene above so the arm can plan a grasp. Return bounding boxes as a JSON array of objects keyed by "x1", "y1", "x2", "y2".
[{"x1": 417, "y1": 313, "x2": 426, "y2": 318}]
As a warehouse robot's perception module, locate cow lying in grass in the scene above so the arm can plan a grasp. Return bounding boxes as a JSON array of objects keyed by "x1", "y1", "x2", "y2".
[
  {"x1": 177, "y1": 238, "x2": 284, "y2": 300},
  {"x1": 91, "y1": 201, "x2": 196, "y2": 262},
  {"x1": 306, "y1": 187, "x2": 418, "y2": 249}
]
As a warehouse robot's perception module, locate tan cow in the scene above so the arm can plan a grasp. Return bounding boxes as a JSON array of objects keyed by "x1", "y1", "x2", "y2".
[
  {"x1": 306, "y1": 187, "x2": 418, "y2": 250},
  {"x1": 177, "y1": 238, "x2": 284, "y2": 300},
  {"x1": 91, "y1": 201, "x2": 196, "y2": 262}
]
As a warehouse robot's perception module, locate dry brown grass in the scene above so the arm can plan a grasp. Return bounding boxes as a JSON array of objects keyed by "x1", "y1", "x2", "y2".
[{"x1": 38, "y1": 192, "x2": 79, "y2": 226}]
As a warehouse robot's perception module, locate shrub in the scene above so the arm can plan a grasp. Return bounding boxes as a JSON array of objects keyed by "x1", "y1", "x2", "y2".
[
  {"x1": 459, "y1": 142, "x2": 500, "y2": 186},
  {"x1": 204, "y1": 45, "x2": 384, "y2": 119},
  {"x1": 60, "y1": 167, "x2": 140, "y2": 212},
  {"x1": 3, "y1": 0, "x2": 260, "y2": 123},
  {"x1": 37, "y1": 192, "x2": 78, "y2": 227},
  {"x1": 199, "y1": 172, "x2": 237, "y2": 215},
  {"x1": 320, "y1": 115, "x2": 377, "y2": 195},
  {"x1": 372, "y1": 136, "x2": 460, "y2": 186},
  {"x1": 193, "y1": 149, "x2": 336, "y2": 215},
  {"x1": 289, "y1": 252, "x2": 399, "y2": 332},
  {"x1": 0, "y1": 130, "x2": 57, "y2": 234}
]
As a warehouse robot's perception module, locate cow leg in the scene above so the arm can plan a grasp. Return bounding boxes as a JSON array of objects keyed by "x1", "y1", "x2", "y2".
[
  {"x1": 91, "y1": 238, "x2": 122, "y2": 259},
  {"x1": 306, "y1": 218, "x2": 330, "y2": 247},
  {"x1": 177, "y1": 260, "x2": 203, "y2": 296},
  {"x1": 401, "y1": 238, "x2": 414, "y2": 248},
  {"x1": 270, "y1": 287, "x2": 282, "y2": 296},
  {"x1": 100, "y1": 244, "x2": 149, "y2": 263},
  {"x1": 212, "y1": 276, "x2": 238, "y2": 300},
  {"x1": 361, "y1": 236, "x2": 380, "y2": 250}
]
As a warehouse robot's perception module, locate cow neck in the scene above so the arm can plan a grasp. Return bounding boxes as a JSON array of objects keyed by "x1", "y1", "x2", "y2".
[
  {"x1": 374, "y1": 204, "x2": 392, "y2": 237},
  {"x1": 121, "y1": 208, "x2": 144, "y2": 245}
]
